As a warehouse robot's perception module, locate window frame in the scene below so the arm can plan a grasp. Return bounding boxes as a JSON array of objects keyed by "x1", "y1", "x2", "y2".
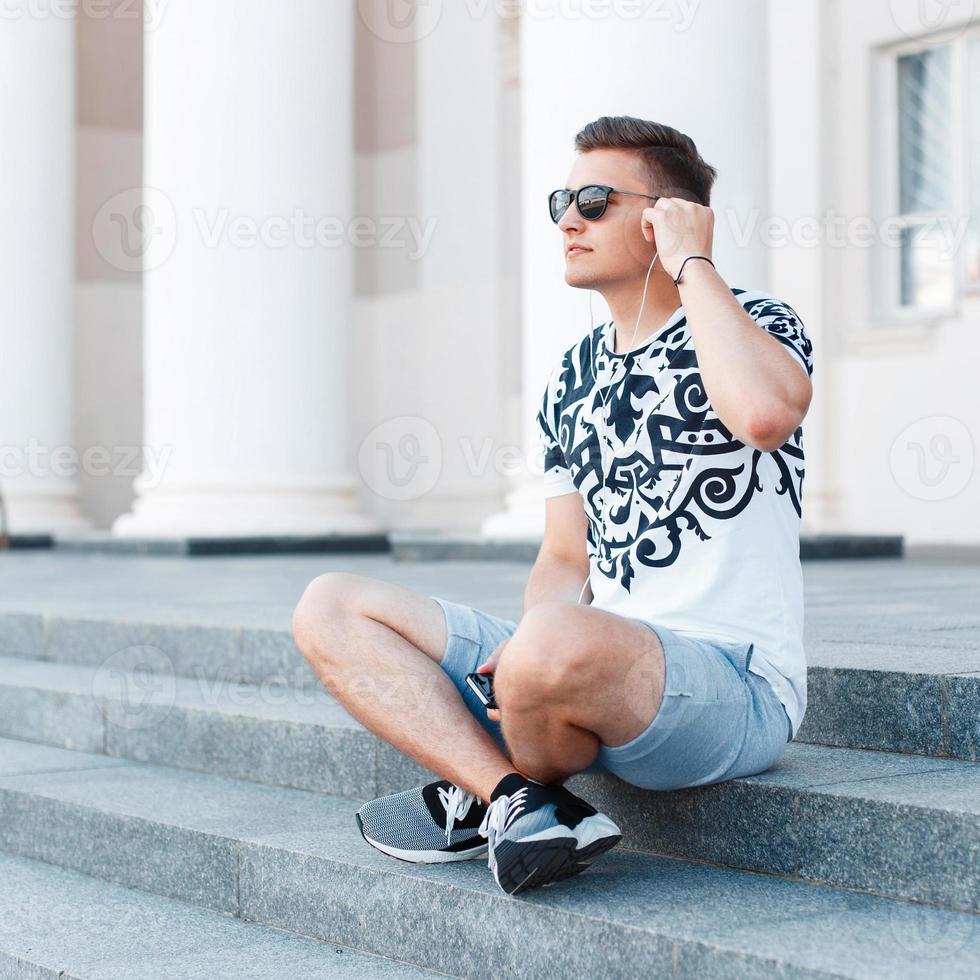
[{"x1": 873, "y1": 26, "x2": 977, "y2": 327}]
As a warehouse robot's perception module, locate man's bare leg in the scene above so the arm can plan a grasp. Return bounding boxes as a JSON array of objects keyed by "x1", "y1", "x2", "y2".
[
  {"x1": 291, "y1": 571, "x2": 519, "y2": 803},
  {"x1": 493, "y1": 600, "x2": 667, "y2": 785}
]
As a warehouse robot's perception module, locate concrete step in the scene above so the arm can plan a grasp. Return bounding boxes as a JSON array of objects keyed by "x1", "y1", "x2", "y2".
[
  {"x1": 0, "y1": 739, "x2": 976, "y2": 979},
  {"x1": 51, "y1": 528, "x2": 391, "y2": 557},
  {"x1": 801, "y1": 636, "x2": 979, "y2": 760},
  {"x1": 42, "y1": 528, "x2": 904, "y2": 560},
  {"x1": 1, "y1": 609, "x2": 976, "y2": 762},
  {"x1": 0, "y1": 658, "x2": 977, "y2": 912},
  {"x1": 0, "y1": 653, "x2": 398, "y2": 799},
  {"x1": 387, "y1": 530, "x2": 906, "y2": 562},
  {"x1": 0, "y1": 851, "x2": 447, "y2": 979}
]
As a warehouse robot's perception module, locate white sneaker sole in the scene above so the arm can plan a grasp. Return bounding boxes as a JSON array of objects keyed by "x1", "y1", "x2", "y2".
[
  {"x1": 360, "y1": 832, "x2": 489, "y2": 863},
  {"x1": 355, "y1": 813, "x2": 489, "y2": 864},
  {"x1": 488, "y1": 812, "x2": 623, "y2": 894}
]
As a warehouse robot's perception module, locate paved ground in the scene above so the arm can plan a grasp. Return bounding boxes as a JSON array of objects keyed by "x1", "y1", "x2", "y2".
[{"x1": 0, "y1": 549, "x2": 978, "y2": 671}]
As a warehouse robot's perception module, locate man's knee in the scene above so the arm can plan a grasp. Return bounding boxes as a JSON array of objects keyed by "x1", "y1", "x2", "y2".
[
  {"x1": 495, "y1": 601, "x2": 591, "y2": 705},
  {"x1": 291, "y1": 571, "x2": 362, "y2": 663}
]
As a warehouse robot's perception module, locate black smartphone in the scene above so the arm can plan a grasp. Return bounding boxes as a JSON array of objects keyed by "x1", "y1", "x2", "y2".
[{"x1": 465, "y1": 671, "x2": 497, "y2": 710}]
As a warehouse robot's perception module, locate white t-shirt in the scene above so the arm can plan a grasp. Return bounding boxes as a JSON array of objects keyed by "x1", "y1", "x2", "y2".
[{"x1": 535, "y1": 287, "x2": 814, "y2": 738}]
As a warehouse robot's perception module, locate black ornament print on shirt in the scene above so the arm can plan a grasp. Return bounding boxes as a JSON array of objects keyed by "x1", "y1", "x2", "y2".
[{"x1": 536, "y1": 291, "x2": 813, "y2": 591}]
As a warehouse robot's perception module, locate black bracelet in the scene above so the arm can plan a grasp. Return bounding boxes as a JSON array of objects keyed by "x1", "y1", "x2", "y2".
[{"x1": 673, "y1": 255, "x2": 715, "y2": 286}]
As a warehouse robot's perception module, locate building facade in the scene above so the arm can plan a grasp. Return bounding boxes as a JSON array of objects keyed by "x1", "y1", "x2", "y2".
[{"x1": 1, "y1": 0, "x2": 977, "y2": 546}]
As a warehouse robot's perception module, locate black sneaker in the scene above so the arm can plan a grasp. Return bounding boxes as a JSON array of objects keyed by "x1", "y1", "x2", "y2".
[
  {"x1": 477, "y1": 772, "x2": 622, "y2": 894},
  {"x1": 354, "y1": 779, "x2": 489, "y2": 863}
]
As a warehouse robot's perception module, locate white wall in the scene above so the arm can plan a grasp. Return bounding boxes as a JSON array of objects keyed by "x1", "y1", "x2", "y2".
[{"x1": 827, "y1": 1, "x2": 979, "y2": 544}]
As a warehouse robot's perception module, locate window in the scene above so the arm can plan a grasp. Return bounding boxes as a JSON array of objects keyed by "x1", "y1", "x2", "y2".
[
  {"x1": 896, "y1": 45, "x2": 955, "y2": 308},
  {"x1": 877, "y1": 26, "x2": 979, "y2": 321}
]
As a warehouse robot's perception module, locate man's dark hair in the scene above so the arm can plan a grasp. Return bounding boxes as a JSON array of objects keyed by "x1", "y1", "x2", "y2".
[{"x1": 573, "y1": 115, "x2": 718, "y2": 207}]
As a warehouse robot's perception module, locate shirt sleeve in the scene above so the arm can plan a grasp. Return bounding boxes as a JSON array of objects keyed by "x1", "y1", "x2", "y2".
[
  {"x1": 744, "y1": 295, "x2": 814, "y2": 379},
  {"x1": 536, "y1": 373, "x2": 578, "y2": 498}
]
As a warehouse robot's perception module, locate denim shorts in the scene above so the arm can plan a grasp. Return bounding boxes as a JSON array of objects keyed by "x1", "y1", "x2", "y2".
[{"x1": 428, "y1": 595, "x2": 793, "y2": 792}]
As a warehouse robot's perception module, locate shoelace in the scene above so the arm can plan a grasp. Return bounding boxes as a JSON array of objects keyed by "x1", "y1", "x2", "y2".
[
  {"x1": 437, "y1": 783, "x2": 481, "y2": 845},
  {"x1": 477, "y1": 787, "x2": 528, "y2": 875}
]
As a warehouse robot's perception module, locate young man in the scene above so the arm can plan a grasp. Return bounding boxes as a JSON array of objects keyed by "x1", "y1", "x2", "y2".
[{"x1": 292, "y1": 115, "x2": 813, "y2": 897}]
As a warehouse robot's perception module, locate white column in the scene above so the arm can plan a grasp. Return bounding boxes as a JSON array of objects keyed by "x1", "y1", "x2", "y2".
[
  {"x1": 114, "y1": 0, "x2": 379, "y2": 537},
  {"x1": 768, "y1": 0, "x2": 841, "y2": 533},
  {"x1": 484, "y1": 1, "x2": 771, "y2": 538},
  {"x1": 411, "y1": 5, "x2": 512, "y2": 528},
  {"x1": 0, "y1": 14, "x2": 87, "y2": 533}
]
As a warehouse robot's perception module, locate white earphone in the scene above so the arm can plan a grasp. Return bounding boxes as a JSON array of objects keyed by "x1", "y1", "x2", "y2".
[{"x1": 576, "y1": 248, "x2": 660, "y2": 605}]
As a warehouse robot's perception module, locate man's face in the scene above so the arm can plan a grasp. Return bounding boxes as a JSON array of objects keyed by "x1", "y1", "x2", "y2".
[{"x1": 556, "y1": 148, "x2": 657, "y2": 290}]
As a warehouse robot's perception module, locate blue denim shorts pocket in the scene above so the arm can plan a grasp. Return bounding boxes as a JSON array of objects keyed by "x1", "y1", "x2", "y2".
[
  {"x1": 428, "y1": 595, "x2": 518, "y2": 757},
  {"x1": 717, "y1": 638, "x2": 755, "y2": 680},
  {"x1": 595, "y1": 624, "x2": 789, "y2": 791}
]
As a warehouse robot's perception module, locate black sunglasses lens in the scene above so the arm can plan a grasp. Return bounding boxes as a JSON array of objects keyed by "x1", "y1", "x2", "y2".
[
  {"x1": 577, "y1": 185, "x2": 608, "y2": 220},
  {"x1": 549, "y1": 190, "x2": 572, "y2": 222}
]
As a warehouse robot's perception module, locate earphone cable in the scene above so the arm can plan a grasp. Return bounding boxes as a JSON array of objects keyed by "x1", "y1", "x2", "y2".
[{"x1": 577, "y1": 248, "x2": 660, "y2": 605}]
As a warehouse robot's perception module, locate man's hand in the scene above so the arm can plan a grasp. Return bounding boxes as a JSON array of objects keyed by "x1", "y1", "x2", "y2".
[
  {"x1": 640, "y1": 197, "x2": 714, "y2": 281},
  {"x1": 476, "y1": 638, "x2": 509, "y2": 722}
]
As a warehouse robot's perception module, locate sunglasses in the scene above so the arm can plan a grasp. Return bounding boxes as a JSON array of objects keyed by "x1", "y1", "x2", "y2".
[{"x1": 548, "y1": 184, "x2": 660, "y2": 223}]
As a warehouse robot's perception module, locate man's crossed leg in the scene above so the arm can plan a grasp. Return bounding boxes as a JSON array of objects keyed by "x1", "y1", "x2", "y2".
[
  {"x1": 290, "y1": 571, "x2": 667, "y2": 798},
  {"x1": 290, "y1": 571, "x2": 664, "y2": 893}
]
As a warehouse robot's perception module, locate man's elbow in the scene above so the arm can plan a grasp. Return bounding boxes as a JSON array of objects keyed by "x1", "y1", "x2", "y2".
[{"x1": 744, "y1": 405, "x2": 807, "y2": 452}]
